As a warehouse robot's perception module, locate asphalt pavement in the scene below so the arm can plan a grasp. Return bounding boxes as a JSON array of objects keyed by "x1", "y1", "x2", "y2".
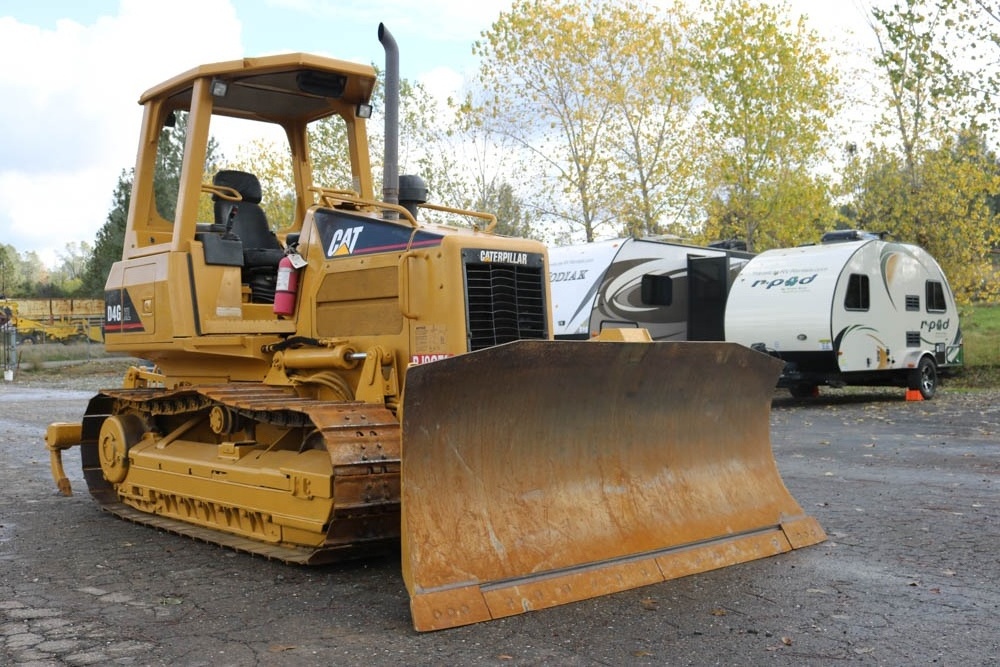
[{"x1": 1, "y1": 382, "x2": 997, "y2": 666}]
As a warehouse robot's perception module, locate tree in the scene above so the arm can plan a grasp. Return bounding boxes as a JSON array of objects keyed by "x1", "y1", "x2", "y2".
[
  {"x1": 80, "y1": 171, "x2": 130, "y2": 296},
  {"x1": 47, "y1": 241, "x2": 93, "y2": 295},
  {"x1": 912, "y1": 135, "x2": 1000, "y2": 304},
  {"x1": 80, "y1": 113, "x2": 220, "y2": 296},
  {"x1": 848, "y1": 133, "x2": 1000, "y2": 305},
  {"x1": 467, "y1": 181, "x2": 533, "y2": 238},
  {"x1": 228, "y1": 69, "x2": 492, "y2": 233},
  {"x1": 21, "y1": 252, "x2": 46, "y2": 297},
  {"x1": 855, "y1": 0, "x2": 1000, "y2": 305},
  {"x1": 309, "y1": 115, "x2": 353, "y2": 194},
  {"x1": 601, "y1": 1, "x2": 703, "y2": 239},
  {"x1": 690, "y1": 0, "x2": 840, "y2": 251},
  {"x1": 3, "y1": 241, "x2": 94, "y2": 298},
  {"x1": 228, "y1": 137, "x2": 296, "y2": 230},
  {"x1": 0, "y1": 244, "x2": 17, "y2": 298},
  {"x1": 869, "y1": 0, "x2": 969, "y2": 183},
  {"x1": 471, "y1": 0, "x2": 624, "y2": 242},
  {"x1": 428, "y1": 87, "x2": 537, "y2": 238}
]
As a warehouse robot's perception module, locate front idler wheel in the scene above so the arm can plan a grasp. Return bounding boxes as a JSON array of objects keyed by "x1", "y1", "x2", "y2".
[{"x1": 98, "y1": 414, "x2": 146, "y2": 483}]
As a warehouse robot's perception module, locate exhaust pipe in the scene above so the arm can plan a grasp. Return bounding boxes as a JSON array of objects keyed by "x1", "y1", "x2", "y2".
[{"x1": 378, "y1": 23, "x2": 399, "y2": 215}]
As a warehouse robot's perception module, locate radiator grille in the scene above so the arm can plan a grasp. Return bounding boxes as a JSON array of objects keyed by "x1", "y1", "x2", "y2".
[{"x1": 464, "y1": 253, "x2": 547, "y2": 351}]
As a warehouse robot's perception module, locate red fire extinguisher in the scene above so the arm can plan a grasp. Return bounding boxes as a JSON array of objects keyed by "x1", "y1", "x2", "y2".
[{"x1": 273, "y1": 254, "x2": 299, "y2": 317}]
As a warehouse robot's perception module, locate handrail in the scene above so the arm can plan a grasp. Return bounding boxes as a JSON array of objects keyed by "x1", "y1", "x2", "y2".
[
  {"x1": 418, "y1": 202, "x2": 497, "y2": 233},
  {"x1": 398, "y1": 251, "x2": 427, "y2": 319},
  {"x1": 200, "y1": 183, "x2": 242, "y2": 202},
  {"x1": 310, "y1": 187, "x2": 419, "y2": 228},
  {"x1": 310, "y1": 187, "x2": 498, "y2": 232}
]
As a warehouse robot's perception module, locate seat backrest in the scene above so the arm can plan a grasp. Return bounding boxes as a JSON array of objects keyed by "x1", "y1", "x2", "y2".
[{"x1": 212, "y1": 170, "x2": 281, "y2": 251}]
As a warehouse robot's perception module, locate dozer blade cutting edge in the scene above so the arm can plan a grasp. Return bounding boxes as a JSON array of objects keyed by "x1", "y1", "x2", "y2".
[{"x1": 400, "y1": 339, "x2": 826, "y2": 631}]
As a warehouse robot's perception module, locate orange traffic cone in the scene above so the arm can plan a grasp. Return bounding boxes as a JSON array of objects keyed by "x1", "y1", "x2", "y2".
[{"x1": 905, "y1": 389, "x2": 924, "y2": 402}]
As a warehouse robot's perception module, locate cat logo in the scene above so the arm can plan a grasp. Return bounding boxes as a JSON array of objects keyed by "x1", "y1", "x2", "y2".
[{"x1": 327, "y1": 225, "x2": 364, "y2": 257}]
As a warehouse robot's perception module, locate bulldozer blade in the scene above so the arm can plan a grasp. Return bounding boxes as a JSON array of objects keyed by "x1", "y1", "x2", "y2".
[{"x1": 400, "y1": 340, "x2": 825, "y2": 632}]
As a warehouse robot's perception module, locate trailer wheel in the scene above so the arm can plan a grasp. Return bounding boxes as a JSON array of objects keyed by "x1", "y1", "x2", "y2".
[
  {"x1": 788, "y1": 384, "x2": 819, "y2": 399},
  {"x1": 908, "y1": 356, "x2": 937, "y2": 400}
]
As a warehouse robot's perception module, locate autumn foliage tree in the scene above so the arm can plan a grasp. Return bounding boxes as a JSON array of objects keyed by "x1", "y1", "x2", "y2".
[
  {"x1": 80, "y1": 114, "x2": 220, "y2": 297},
  {"x1": 76, "y1": 0, "x2": 1000, "y2": 309},
  {"x1": 470, "y1": 0, "x2": 708, "y2": 242},
  {"x1": 870, "y1": 0, "x2": 966, "y2": 181},
  {"x1": 226, "y1": 136, "x2": 296, "y2": 230},
  {"x1": 690, "y1": 0, "x2": 840, "y2": 251},
  {"x1": 845, "y1": 0, "x2": 1000, "y2": 305},
  {"x1": 598, "y1": 1, "x2": 703, "y2": 239},
  {"x1": 79, "y1": 171, "x2": 130, "y2": 296},
  {"x1": 225, "y1": 72, "x2": 524, "y2": 233},
  {"x1": 471, "y1": 0, "x2": 621, "y2": 242},
  {"x1": 1, "y1": 244, "x2": 22, "y2": 297},
  {"x1": 469, "y1": 0, "x2": 843, "y2": 249}
]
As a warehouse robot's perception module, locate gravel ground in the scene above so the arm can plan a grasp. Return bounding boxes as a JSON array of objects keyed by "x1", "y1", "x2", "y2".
[{"x1": 1, "y1": 365, "x2": 998, "y2": 666}]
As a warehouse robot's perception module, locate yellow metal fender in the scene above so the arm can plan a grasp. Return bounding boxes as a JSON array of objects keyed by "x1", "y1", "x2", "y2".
[{"x1": 400, "y1": 340, "x2": 825, "y2": 631}]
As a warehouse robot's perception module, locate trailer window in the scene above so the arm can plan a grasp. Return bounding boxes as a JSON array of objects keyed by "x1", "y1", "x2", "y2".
[
  {"x1": 926, "y1": 281, "x2": 947, "y2": 312},
  {"x1": 641, "y1": 274, "x2": 673, "y2": 306},
  {"x1": 844, "y1": 274, "x2": 869, "y2": 310}
]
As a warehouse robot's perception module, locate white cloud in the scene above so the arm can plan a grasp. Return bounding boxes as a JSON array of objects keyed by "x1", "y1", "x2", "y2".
[
  {"x1": 419, "y1": 65, "x2": 467, "y2": 103},
  {"x1": 0, "y1": 168, "x2": 115, "y2": 262},
  {"x1": 0, "y1": 0, "x2": 510, "y2": 267},
  {"x1": 0, "y1": 0, "x2": 244, "y2": 266}
]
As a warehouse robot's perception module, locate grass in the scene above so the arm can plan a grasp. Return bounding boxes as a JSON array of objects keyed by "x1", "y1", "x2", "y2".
[
  {"x1": 962, "y1": 302, "x2": 1000, "y2": 366},
  {"x1": 16, "y1": 342, "x2": 111, "y2": 363},
  {"x1": 952, "y1": 302, "x2": 1000, "y2": 389}
]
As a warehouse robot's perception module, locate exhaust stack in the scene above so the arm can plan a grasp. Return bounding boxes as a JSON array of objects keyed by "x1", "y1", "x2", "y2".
[{"x1": 378, "y1": 23, "x2": 399, "y2": 216}]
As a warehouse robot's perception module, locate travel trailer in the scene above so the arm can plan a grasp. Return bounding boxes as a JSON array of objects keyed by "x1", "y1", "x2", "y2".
[
  {"x1": 725, "y1": 234, "x2": 963, "y2": 399},
  {"x1": 549, "y1": 238, "x2": 752, "y2": 341}
]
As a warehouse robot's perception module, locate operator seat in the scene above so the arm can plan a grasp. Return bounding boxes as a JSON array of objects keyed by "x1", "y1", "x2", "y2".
[{"x1": 212, "y1": 170, "x2": 285, "y2": 303}]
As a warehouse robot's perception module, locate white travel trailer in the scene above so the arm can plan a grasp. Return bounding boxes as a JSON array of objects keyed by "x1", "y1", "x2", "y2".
[
  {"x1": 549, "y1": 237, "x2": 752, "y2": 341},
  {"x1": 725, "y1": 233, "x2": 963, "y2": 399}
]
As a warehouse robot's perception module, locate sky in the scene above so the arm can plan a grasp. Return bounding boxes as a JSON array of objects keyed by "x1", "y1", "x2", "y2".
[{"x1": 0, "y1": 0, "x2": 874, "y2": 268}]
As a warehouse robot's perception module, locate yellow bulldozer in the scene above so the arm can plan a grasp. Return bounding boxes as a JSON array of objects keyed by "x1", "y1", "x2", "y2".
[{"x1": 45, "y1": 24, "x2": 825, "y2": 632}]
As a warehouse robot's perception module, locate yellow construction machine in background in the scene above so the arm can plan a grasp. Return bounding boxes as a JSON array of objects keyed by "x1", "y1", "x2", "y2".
[
  {"x1": 44, "y1": 24, "x2": 825, "y2": 632},
  {"x1": 0, "y1": 298, "x2": 104, "y2": 344}
]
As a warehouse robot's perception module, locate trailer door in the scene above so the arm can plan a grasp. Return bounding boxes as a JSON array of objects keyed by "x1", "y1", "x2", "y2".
[{"x1": 688, "y1": 255, "x2": 728, "y2": 341}]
